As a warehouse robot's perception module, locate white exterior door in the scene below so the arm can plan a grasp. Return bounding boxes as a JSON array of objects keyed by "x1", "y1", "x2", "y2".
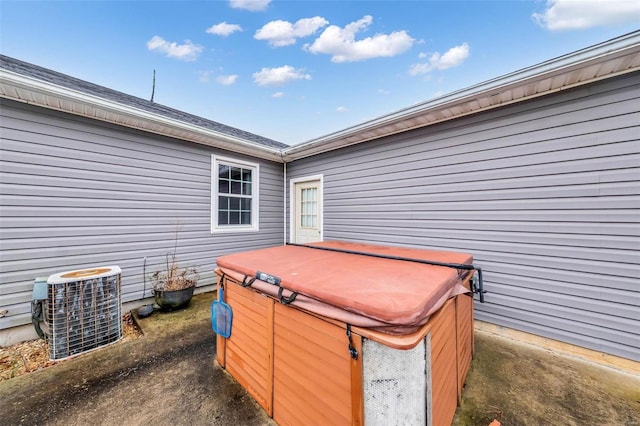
[{"x1": 291, "y1": 177, "x2": 322, "y2": 244}]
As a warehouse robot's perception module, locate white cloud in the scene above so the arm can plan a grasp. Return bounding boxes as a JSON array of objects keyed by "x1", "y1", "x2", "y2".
[
  {"x1": 409, "y1": 43, "x2": 470, "y2": 76},
  {"x1": 418, "y1": 52, "x2": 427, "y2": 59},
  {"x1": 272, "y1": 91, "x2": 285, "y2": 98},
  {"x1": 431, "y1": 43, "x2": 470, "y2": 70},
  {"x1": 255, "y1": 17, "x2": 328, "y2": 47},
  {"x1": 146, "y1": 36, "x2": 203, "y2": 61},
  {"x1": 532, "y1": 0, "x2": 640, "y2": 30},
  {"x1": 216, "y1": 74, "x2": 238, "y2": 85},
  {"x1": 230, "y1": 0, "x2": 270, "y2": 11},
  {"x1": 206, "y1": 22, "x2": 243, "y2": 36},
  {"x1": 377, "y1": 88, "x2": 390, "y2": 95},
  {"x1": 336, "y1": 106, "x2": 348, "y2": 112},
  {"x1": 253, "y1": 65, "x2": 311, "y2": 86},
  {"x1": 304, "y1": 15, "x2": 414, "y2": 63}
]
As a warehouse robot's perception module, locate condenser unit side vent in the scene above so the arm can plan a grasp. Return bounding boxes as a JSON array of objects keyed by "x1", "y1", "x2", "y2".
[{"x1": 46, "y1": 266, "x2": 122, "y2": 360}]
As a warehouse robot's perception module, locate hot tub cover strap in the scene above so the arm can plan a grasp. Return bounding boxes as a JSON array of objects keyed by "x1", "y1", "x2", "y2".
[
  {"x1": 287, "y1": 242, "x2": 486, "y2": 302},
  {"x1": 278, "y1": 287, "x2": 298, "y2": 305},
  {"x1": 242, "y1": 271, "x2": 299, "y2": 305},
  {"x1": 242, "y1": 276, "x2": 256, "y2": 288},
  {"x1": 346, "y1": 324, "x2": 358, "y2": 360},
  {"x1": 216, "y1": 241, "x2": 476, "y2": 329}
]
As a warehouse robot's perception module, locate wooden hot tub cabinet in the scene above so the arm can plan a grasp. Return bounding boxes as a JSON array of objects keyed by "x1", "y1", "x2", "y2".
[{"x1": 214, "y1": 243, "x2": 475, "y2": 426}]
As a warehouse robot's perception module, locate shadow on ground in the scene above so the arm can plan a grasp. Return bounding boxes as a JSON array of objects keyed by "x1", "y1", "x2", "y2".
[
  {"x1": 453, "y1": 331, "x2": 639, "y2": 426},
  {"x1": 1, "y1": 292, "x2": 638, "y2": 426},
  {"x1": 0, "y1": 293, "x2": 273, "y2": 426}
]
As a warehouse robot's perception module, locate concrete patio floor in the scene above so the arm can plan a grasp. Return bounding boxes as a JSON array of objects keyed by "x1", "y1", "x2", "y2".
[{"x1": 1, "y1": 292, "x2": 638, "y2": 426}]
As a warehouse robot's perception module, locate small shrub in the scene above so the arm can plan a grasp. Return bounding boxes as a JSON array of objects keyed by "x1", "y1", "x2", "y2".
[{"x1": 151, "y1": 228, "x2": 200, "y2": 292}]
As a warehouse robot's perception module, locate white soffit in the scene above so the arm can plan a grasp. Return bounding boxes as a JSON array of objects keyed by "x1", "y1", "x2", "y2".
[
  {"x1": 284, "y1": 31, "x2": 640, "y2": 161},
  {"x1": 0, "y1": 71, "x2": 284, "y2": 162}
]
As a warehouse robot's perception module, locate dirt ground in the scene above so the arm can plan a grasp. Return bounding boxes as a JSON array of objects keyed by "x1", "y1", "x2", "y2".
[
  {"x1": 454, "y1": 332, "x2": 640, "y2": 426},
  {"x1": 0, "y1": 313, "x2": 141, "y2": 381},
  {"x1": 1, "y1": 292, "x2": 638, "y2": 426},
  {"x1": 0, "y1": 294, "x2": 273, "y2": 426}
]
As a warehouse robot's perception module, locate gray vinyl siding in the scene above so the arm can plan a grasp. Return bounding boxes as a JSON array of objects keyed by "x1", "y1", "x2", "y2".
[
  {"x1": 0, "y1": 100, "x2": 284, "y2": 330},
  {"x1": 286, "y1": 72, "x2": 640, "y2": 361}
]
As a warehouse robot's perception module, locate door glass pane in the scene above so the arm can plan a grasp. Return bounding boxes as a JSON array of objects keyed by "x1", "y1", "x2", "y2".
[{"x1": 300, "y1": 187, "x2": 318, "y2": 229}]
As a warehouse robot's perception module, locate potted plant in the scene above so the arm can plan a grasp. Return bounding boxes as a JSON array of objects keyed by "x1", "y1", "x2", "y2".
[{"x1": 151, "y1": 230, "x2": 200, "y2": 310}]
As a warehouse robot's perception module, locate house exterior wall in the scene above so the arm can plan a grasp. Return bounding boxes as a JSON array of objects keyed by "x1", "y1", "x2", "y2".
[
  {"x1": 0, "y1": 100, "x2": 284, "y2": 332},
  {"x1": 286, "y1": 72, "x2": 640, "y2": 361}
]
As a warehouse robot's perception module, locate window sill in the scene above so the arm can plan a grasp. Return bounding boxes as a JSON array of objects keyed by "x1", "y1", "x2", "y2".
[{"x1": 211, "y1": 226, "x2": 260, "y2": 234}]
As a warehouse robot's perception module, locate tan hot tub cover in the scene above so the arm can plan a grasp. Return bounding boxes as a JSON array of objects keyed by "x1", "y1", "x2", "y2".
[{"x1": 216, "y1": 241, "x2": 474, "y2": 334}]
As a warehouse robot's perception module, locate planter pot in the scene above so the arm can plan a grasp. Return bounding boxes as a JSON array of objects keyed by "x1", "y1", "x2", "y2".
[{"x1": 154, "y1": 286, "x2": 195, "y2": 311}]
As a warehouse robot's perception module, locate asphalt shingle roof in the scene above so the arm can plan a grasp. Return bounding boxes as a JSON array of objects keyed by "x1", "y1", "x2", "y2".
[{"x1": 0, "y1": 55, "x2": 289, "y2": 150}]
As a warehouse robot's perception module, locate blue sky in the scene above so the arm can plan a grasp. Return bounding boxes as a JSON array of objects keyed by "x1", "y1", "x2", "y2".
[{"x1": 1, "y1": 0, "x2": 639, "y2": 145}]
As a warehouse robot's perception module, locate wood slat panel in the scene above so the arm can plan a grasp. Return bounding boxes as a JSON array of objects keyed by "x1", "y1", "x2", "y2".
[
  {"x1": 427, "y1": 299, "x2": 458, "y2": 426},
  {"x1": 350, "y1": 334, "x2": 364, "y2": 426},
  {"x1": 456, "y1": 294, "x2": 474, "y2": 401},
  {"x1": 273, "y1": 303, "x2": 353, "y2": 426},
  {"x1": 221, "y1": 282, "x2": 274, "y2": 413}
]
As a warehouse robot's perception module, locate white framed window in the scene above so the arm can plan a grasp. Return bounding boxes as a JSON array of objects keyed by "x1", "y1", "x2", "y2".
[{"x1": 211, "y1": 155, "x2": 259, "y2": 233}]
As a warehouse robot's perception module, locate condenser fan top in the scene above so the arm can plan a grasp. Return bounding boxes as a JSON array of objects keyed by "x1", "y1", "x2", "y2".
[{"x1": 48, "y1": 265, "x2": 122, "y2": 284}]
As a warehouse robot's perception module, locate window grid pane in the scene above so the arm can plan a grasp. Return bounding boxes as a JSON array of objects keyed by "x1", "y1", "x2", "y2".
[
  {"x1": 300, "y1": 188, "x2": 317, "y2": 228},
  {"x1": 215, "y1": 160, "x2": 256, "y2": 228},
  {"x1": 218, "y1": 165, "x2": 230, "y2": 180},
  {"x1": 218, "y1": 166, "x2": 252, "y2": 195}
]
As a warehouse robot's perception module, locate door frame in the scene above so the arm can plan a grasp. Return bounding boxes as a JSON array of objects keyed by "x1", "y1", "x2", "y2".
[{"x1": 289, "y1": 174, "x2": 323, "y2": 244}]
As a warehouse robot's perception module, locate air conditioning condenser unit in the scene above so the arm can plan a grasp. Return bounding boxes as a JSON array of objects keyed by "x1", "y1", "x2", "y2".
[{"x1": 45, "y1": 266, "x2": 122, "y2": 360}]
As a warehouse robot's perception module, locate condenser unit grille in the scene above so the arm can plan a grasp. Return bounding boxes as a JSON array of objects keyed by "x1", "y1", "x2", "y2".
[{"x1": 46, "y1": 266, "x2": 122, "y2": 360}]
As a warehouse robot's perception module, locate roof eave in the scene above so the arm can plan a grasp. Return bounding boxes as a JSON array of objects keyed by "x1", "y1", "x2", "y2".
[
  {"x1": 283, "y1": 31, "x2": 640, "y2": 162},
  {"x1": 0, "y1": 71, "x2": 285, "y2": 162}
]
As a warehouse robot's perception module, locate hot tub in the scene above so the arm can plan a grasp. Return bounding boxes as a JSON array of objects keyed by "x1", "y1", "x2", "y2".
[{"x1": 214, "y1": 241, "x2": 479, "y2": 426}]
